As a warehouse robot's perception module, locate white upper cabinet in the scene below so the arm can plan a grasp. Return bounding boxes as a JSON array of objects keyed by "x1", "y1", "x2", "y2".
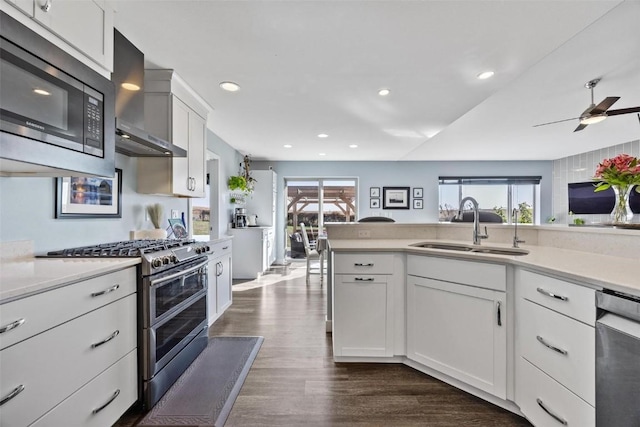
[
  {"x1": 138, "y1": 70, "x2": 208, "y2": 198},
  {"x1": 3, "y1": 0, "x2": 114, "y2": 71}
]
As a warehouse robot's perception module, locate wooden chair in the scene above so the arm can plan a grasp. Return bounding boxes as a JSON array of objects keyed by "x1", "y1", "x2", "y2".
[{"x1": 300, "y1": 223, "x2": 321, "y2": 285}]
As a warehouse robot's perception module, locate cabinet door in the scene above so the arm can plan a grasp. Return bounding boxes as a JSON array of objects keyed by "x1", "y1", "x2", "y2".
[
  {"x1": 188, "y1": 110, "x2": 206, "y2": 198},
  {"x1": 33, "y1": 0, "x2": 113, "y2": 70},
  {"x1": 406, "y1": 275, "x2": 507, "y2": 399},
  {"x1": 333, "y1": 274, "x2": 392, "y2": 357},
  {"x1": 216, "y1": 253, "x2": 232, "y2": 313},
  {"x1": 171, "y1": 96, "x2": 191, "y2": 196}
]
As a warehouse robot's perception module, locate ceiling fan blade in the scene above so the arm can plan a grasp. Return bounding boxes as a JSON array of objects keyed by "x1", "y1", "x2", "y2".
[
  {"x1": 532, "y1": 117, "x2": 579, "y2": 127},
  {"x1": 591, "y1": 97, "x2": 620, "y2": 114},
  {"x1": 574, "y1": 123, "x2": 588, "y2": 132},
  {"x1": 606, "y1": 106, "x2": 640, "y2": 116}
]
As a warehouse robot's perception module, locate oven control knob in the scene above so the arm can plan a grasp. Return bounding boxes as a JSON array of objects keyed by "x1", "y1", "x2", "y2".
[
  {"x1": 151, "y1": 258, "x2": 162, "y2": 268},
  {"x1": 205, "y1": 245, "x2": 211, "y2": 253},
  {"x1": 171, "y1": 255, "x2": 178, "y2": 264},
  {"x1": 195, "y1": 246, "x2": 204, "y2": 254},
  {"x1": 162, "y1": 256, "x2": 171, "y2": 265}
]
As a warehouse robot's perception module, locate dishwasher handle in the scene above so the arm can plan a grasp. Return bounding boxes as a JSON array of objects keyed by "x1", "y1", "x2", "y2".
[{"x1": 597, "y1": 290, "x2": 640, "y2": 323}]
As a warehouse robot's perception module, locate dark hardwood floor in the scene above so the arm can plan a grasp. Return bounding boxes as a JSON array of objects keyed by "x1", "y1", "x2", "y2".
[
  {"x1": 210, "y1": 265, "x2": 532, "y2": 427},
  {"x1": 116, "y1": 264, "x2": 532, "y2": 426}
]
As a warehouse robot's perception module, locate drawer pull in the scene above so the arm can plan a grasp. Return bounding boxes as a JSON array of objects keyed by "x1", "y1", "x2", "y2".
[
  {"x1": 354, "y1": 263, "x2": 374, "y2": 267},
  {"x1": 496, "y1": 301, "x2": 502, "y2": 326},
  {"x1": 91, "y1": 284, "x2": 120, "y2": 297},
  {"x1": 92, "y1": 389, "x2": 120, "y2": 414},
  {"x1": 0, "y1": 384, "x2": 25, "y2": 406},
  {"x1": 536, "y1": 398, "x2": 568, "y2": 425},
  {"x1": 536, "y1": 287, "x2": 568, "y2": 302},
  {"x1": 536, "y1": 335, "x2": 568, "y2": 355},
  {"x1": 91, "y1": 330, "x2": 120, "y2": 348},
  {"x1": 0, "y1": 318, "x2": 25, "y2": 334},
  {"x1": 222, "y1": 246, "x2": 229, "y2": 250},
  {"x1": 354, "y1": 277, "x2": 374, "y2": 282}
]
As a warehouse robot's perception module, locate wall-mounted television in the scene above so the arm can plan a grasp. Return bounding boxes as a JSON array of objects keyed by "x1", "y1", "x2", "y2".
[{"x1": 568, "y1": 182, "x2": 640, "y2": 214}]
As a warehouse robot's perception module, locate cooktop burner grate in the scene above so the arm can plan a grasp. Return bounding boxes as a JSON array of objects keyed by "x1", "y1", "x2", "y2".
[{"x1": 45, "y1": 239, "x2": 195, "y2": 258}]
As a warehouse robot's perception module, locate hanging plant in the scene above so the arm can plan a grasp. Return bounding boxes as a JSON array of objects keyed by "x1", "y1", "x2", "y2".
[{"x1": 228, "y1": 155, "x2": 256, "y2": 195}]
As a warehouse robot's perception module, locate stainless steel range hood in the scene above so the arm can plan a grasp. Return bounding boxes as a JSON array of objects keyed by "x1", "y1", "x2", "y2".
[{"x1": 112, "y1": 30, "x2": 186, "y2": 157}]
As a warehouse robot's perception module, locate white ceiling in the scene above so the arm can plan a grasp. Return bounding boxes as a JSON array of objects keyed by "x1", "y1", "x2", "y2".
[{"x1": 111, "y1": 0, "x2": 640, "y2": 162}]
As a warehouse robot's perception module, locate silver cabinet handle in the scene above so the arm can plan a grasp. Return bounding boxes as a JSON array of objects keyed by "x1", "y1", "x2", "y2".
[
  {"x1": 354, "y1": 277, "x2": 374, "y2": 282},
  {"x1": 0, "y1": 384, "x2": 25, "y2": 406},
  {"x1": 92, "y1": 389, "x2": 120, "y2": 414},
  {"x1": 91, "y1": 284, "x2": 120, "y2": 297},
  {"x1": 0, "y1": 318, "x2": 25, "y2": 334},
  {"x1": 40, "y1": 0, "x2": 52, "y2": 12},
  {"x1": 222, "y1": 246, "x2": 229, "y2": 250},
  {"x1": 536, "y1": 398, "x2": 568, "y2": 425},
  {"x1": 354, "y1": 263, "x2": 374, "y2": 267},
  {"x1": 496, "y1": 301, "x2": 502, "y2": 326},
  {"x1": 536, "y1": 335, "x2": 568, "y2": 355},
  {"x1": 537, "y1": 287, "x2": 568, "y2": 301},
  {"x1": 91, "y1": 330, "x2": 120, "y2": 349}
]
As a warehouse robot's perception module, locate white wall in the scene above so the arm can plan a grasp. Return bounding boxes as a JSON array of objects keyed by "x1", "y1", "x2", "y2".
[
  {"x1": 552, "y1": 139, "x2": 640, "y2": 224},
  {"x1": 253, "y1": 159, "x2": 553, "y2": 261}
]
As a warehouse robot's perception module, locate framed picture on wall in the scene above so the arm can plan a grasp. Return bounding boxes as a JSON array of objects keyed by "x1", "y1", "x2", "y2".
[
  {"x1": 55, "y1": 169, "x2": 122, "y2": 218},
  {"x1": 370, "y1": 198, "x2": 380, "y2": 208},
  {"x1": 413, "y1": 187, "x2": 423, "y2": 199},
  {"x1": 413, "y1": 199, "x2": 423, "y2": 209},
  {"x1": 382, "y1": 187, "x2": 410, "y2": 209},
  {"x1": 370, "y1": 187, "x2": 380, "y2": 197}
]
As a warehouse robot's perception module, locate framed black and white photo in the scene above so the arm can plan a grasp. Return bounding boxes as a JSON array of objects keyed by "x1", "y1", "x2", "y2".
[
  {"x1": 370, "y1": 198, "x2": 380, "y2": 209},
  {"x1": 413, "y1": 199, "x2": 423, "y2": 209},
  {"x1": 56, "y1": 169, "x2": 122, "y2": 218},
  {"x1": 382, "y1": 187, "x2": 410, "y2": 209},
  {"x1": 370, "y1": 187, "x2": 380, "y2": 198},
  {"x1": 413, "y1": 187, "x2": 423, "y2": 199}
]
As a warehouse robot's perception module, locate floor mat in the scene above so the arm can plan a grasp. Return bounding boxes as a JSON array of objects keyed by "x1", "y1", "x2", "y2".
[{"x1": 138, "y1": 336, "x2": 263, "y2": 427}]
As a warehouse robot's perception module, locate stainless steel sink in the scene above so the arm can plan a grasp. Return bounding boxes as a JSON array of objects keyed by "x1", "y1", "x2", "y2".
[
  {"x1": 410, "y1": 241, "x2": 529, "y2": 256},
  {"x1": 410, "y1": 242, "x2": 474, "y2": 251}
]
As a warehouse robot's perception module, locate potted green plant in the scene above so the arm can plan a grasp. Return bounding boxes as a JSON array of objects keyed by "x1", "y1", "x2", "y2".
[{"x1": 228, "y1": 155, "x2": 256, "y2": 203}]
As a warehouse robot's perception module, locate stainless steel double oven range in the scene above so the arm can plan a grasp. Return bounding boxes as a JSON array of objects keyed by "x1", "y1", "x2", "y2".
[{"x1": 46, "y1": 238, "x2": 212, "y2": 409}]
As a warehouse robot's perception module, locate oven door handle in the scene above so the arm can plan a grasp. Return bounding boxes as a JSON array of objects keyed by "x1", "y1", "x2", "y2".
[{"x1": 149, "y1": 259, "x2": 208, "y2": 287}]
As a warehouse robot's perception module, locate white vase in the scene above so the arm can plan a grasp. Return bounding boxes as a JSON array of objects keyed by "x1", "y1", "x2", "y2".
[{"x1": 146, "y1": 228, "x2": 168, "y2": 239}]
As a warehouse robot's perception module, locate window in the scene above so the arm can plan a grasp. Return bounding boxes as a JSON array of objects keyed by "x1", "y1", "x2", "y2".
[{"x1": 438, "y1": 176, "x2": 541, "y2": 224}]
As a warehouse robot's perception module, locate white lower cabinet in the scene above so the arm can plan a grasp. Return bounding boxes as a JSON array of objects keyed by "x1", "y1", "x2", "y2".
[
  {"x1": 515, "y1": 269, "x2": 596, "y2": 427},
  {"x1": 230, "y1": 227, "x2": 271, "y2": 279},
  {"x1": 208, "y1": 239, "x2": 233, "y2": 325},
  {"x1": 333, "y1": 274, "x2": 392, "y2": 357},
  {"x1": 0, "y1": 267, "x2": 137, "y2": 427},
  {"x1": 406, "y1": 274, "x2": 507, "y2": 399}
]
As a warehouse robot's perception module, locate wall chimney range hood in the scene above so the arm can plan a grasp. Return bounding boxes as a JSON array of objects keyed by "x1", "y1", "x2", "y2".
[{"x1": 112, "y1": 30, "x2": 186, "y2": 157}]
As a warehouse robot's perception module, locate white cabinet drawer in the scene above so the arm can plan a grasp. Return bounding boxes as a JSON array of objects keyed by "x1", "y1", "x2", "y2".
[
  {"x1": 334, "y1": 253, "x2": 395, "y2": 275},
  {"x1": 0, "y1": 267, "x2": 136, "y2": 350},
  {"x1": 210, "y1": 239, "x2": 232, "y2": 258},
  {"x1": 407, "y1": 255, "x2": 506, "y2": 291},
  {"x1": 517, "y1": 357, "x2": 594, "y2": 427},
  {"x1": 518, "y1": 269, "x2": 596, "y2": 325},
  {"x1": 30, "y1": 350, "x2": 137, "y2": 427},
  {"x1": 0, "y1": 294, "x2": 137, "y2": 427},
  {"x1": 519, "y1": 299, "x2": 595, "y2": 405}
]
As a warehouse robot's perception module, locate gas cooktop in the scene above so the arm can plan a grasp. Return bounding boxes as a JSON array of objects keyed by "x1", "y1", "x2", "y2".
[{"x1": 45, "y1": 239, "x2": 196, "y2": 258}]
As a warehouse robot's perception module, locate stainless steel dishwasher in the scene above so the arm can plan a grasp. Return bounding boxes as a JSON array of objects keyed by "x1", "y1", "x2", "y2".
[{"x1": 596, "y1": 289, "x2": 640, "y2": 427}]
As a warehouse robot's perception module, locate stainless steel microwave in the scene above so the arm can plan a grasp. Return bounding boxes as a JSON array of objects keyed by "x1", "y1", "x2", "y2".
[{"x1": 0, "y1": 11, "x2": 114, "y2": 177}]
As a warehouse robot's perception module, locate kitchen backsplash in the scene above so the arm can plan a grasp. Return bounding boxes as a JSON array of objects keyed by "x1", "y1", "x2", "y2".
[{"x1": 552, "y1": 139, "x2": 640, "y2": 225}]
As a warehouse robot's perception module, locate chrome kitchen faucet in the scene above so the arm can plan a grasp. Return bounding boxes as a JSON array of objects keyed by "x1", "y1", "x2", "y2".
[{"x1": 456, "y1": 196, "x2": 488, "y2": 245}]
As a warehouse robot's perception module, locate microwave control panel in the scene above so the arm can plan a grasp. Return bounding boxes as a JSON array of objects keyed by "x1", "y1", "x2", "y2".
[{"x1": 84, "y1": 92, "x2": 103, "y2": 156}]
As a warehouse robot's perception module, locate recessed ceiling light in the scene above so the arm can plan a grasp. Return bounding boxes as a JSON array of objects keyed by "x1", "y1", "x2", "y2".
[
  {"x1": 283, "y1": 144, "x2": 292, "y2": 148},
  {"x1": 319, "y1": 153, "x2": 326, "y2": 156},
  {"x1": 349, "y1": 144, "x2": 358, "y2": 148},
  {"x1": 220, "y1": 81, "x2": 240, "y2": 92},
  {"x1": 378, "y1": 88, "x2": 391, "y2": 96},
  {"x1": 317, "y1": 133, "x2": 329, "y2": 138},
  {"x1": 476, "y1": 71, "x2": 495, "y2": 80},
  {"x1": 121, "y1": 82, "x2": 140, "y2": 91},
  {"x1": 33, "y1": 88, "x2": 50, "y2": 96}
]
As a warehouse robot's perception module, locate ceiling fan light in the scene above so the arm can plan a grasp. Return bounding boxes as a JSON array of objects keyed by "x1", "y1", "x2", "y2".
[{"x1": 580, "y1": 114, "x2": 607, "y2": 125}]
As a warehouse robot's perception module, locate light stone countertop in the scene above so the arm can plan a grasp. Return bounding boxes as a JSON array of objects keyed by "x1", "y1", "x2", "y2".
[
  {"x1": 0, "y1": 257, "x2": 140, "y2": 303},
  {"x1": 329, "y1": 238, "x2": 640, "y2": 297}
]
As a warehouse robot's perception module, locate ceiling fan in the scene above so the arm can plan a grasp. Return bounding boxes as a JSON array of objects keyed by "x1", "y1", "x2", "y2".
[{"x1": 533, "y1": 78, "x2": 640, "y2": 132}]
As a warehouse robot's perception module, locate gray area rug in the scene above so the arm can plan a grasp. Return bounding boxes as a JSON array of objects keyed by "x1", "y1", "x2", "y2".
[{"x1": 138, "y1": 336, "x2": 263, "y2": 427}]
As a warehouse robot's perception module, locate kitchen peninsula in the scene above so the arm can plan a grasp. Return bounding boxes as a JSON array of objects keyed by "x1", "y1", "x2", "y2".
[{"x1": 326, "y1": 222, "x2": 638, "y2": 426}]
